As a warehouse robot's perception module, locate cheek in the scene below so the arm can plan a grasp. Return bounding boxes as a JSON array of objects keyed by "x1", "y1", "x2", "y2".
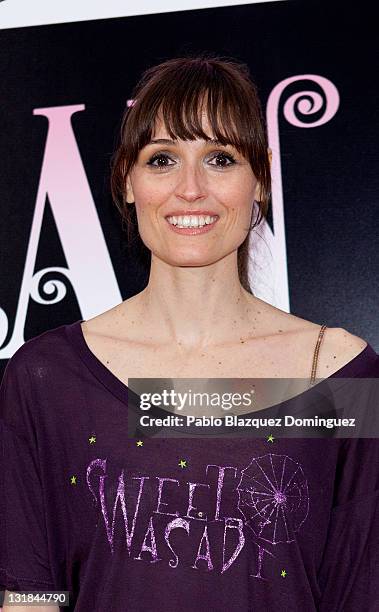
[
  {"x1": 229, "y1": 205, "x2": 254, "y2": 232},
  {"x1": 134, "y1": 195, "x2": 163, "y2": 231},
  {"x1": 226, "y1": 196, "x2": 254, "y2": 218},
  {"x1": 134, "y1": 184, "x2": 170, "y2": 211},
  {"x1": 218, "y1": 173, "x2": 256, "y2": 205},
  {"x1": 133, "y1": 195, "x2": 156, "y2": 222}
]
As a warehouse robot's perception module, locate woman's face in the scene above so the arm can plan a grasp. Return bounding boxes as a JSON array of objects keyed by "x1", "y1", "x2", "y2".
[{"x1": 125, "y1": 114, "x2": 261, "y2": 268}]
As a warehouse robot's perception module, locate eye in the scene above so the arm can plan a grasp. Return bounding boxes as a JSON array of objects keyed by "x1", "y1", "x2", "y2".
[
  {"x1": 208, "y1": 152, "x2": 237, "y2": 168},
  {"x1": 146, "y1": 152, "x2": 175, "y2": 170},
  {"x1": 145, "y1": 150, "x2": 237, "y2": 171}
]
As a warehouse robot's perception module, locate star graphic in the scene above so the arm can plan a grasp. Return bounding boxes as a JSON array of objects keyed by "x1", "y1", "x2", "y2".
[
  {"x1": 136, "y1": 440, "x2": 143, "y2": 447},
  {"x1": 267, "y1": 434, "x2": 275, "y2": 443},
  {"x1": 88, "y1": 436, "x2": 96, "y2": 444},
  {"x1": 178, "y1": 459, "x2": 187, "y2": 468},
  {"x1": 70, "y1": 475, "x2": 77, "y2": 485},
  {"x1": 281, "y1": 569, "x2": 287, "y2": 578}
]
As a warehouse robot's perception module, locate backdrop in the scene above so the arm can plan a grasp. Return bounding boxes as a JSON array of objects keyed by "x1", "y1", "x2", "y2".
[{"x1": 0, "y1": 0, "x2": 378, "y2": 382}]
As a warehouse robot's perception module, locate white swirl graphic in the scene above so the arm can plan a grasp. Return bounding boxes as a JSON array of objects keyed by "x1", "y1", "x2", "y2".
[
  {"x1": 251, "y1": 75, "x2": 340, "y2": 311},
  {"x1": 30, "y1": 267, "x2": 70, "y2": 305}
]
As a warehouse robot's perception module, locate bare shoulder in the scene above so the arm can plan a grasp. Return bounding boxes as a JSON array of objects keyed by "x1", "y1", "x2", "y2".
[
  {"x1": 272, "y1": 313, "x2": 368, "y2": 377},
  {"x1": 250, "y1": 298, "x2": 368, "y2": 377},
  {"x1": 316, "y1": 326, "x2": 368, "y2": 377}
]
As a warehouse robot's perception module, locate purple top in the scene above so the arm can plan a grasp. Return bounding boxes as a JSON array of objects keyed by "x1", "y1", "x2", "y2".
[{"x1": 1, "y1": 319, "x2": 379, "y2": 611}]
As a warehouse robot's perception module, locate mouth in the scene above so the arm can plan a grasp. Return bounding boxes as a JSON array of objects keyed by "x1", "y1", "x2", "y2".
[{"x1": 165, "y1": 214, "x2": 219, "y2": 235}]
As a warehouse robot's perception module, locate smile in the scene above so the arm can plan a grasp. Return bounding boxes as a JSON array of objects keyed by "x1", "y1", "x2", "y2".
[{"x1": 165, "y1": 214, "x2": 219, "y2": 234}]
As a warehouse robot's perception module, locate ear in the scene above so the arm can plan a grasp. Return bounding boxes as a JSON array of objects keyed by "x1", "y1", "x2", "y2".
[
  {"x1": 125, "y1": 174, "x2": 135, "y2": 204},
  {"x1": 253, "y1": 180, "x2": 262, "y2": 203}
]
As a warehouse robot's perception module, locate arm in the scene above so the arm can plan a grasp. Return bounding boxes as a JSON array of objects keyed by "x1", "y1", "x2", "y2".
[
  {"x1": 0, "y1": 354, "x2": 58, "y2": 608},
  {"x1": 317, "y1": 439, "x2": 379, "y2": 611}
]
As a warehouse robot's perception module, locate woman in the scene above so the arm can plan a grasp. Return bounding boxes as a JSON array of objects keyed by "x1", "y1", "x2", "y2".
[{"x1": 1, "y1": 55, "x2": 378, "y2": 611}]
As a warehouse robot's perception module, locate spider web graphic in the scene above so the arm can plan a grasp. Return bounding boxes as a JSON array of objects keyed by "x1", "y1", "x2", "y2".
[{"x1": 236, "y1": 454, "x2": 309, "y2": 545}]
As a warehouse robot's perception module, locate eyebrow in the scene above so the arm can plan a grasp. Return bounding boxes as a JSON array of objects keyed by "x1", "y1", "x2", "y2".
[{"x1": 147, "y1": 138, "x2": 231, "y2": 146}]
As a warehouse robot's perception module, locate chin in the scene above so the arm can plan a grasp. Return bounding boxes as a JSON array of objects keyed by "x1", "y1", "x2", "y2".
[{"x1": 164, "y1": 253, "x2": 217, "y2": 267}]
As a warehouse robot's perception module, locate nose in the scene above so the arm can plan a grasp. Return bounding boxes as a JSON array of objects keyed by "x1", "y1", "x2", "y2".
[{"x1": 174, "y1": 162, "x2": 207, "y2": 203}]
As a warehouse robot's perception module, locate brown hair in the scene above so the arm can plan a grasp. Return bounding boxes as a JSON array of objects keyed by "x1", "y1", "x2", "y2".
[{"x1": 110, "y1": 53, "x2": 271, "y2": 293}]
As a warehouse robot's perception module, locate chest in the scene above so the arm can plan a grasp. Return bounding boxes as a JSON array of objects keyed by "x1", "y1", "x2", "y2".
[{"x1": 83, "y1": 333, "x2": 314, "y2": 388}]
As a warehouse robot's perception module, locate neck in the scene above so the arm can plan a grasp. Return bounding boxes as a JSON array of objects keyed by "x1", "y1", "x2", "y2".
[{"x1": 133, "y1": 252, "x2": 265, "y2": 350}]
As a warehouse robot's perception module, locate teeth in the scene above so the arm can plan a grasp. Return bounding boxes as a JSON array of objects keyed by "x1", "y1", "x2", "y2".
[{"x1": 167, "y1": 215, "x2": 218, "y2": 228}]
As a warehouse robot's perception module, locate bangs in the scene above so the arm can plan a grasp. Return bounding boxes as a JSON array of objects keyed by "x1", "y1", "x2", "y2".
[
  {"x1": 156, "y1": 87, "x2": 246, "y2": 153},
  {"x1": 128, "y1": 61, "x2": 256, "y2": 159}
]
